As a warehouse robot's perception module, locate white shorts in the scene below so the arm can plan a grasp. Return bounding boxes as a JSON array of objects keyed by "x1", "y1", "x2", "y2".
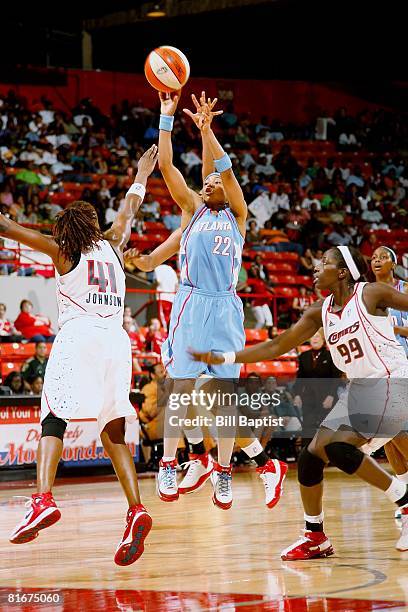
[
  {"x1": 321, "y1": 371, "x2": 408, "y2": 443},
  {"x1": 41, "y1": 317, "x2": 137, "y2": 434}
]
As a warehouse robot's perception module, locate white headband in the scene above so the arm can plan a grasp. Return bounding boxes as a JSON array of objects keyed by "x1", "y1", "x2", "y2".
[
  {"x1": 204, "y1": 172, "x2": 221, "y2": 182},
  {"x1": 338, "y1": 246, "x2": 360, "y2": 281}
]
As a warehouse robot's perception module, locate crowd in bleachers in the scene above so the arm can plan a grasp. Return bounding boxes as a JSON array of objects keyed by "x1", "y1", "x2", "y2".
[{"x1": 1, "y1": 90, "x2": 407, "y2": 382}]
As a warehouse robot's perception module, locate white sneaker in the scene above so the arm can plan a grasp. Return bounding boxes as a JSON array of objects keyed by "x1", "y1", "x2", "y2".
[
  {"x1": 396, "y1": 510, "x2": 408, "y2": 551},
  {"x1": 157, "y1": 459, "x2": 179, "y2": 502},
  {"x1": 179, "y1": 453, "x2": 214, "y2": 494},
  {"x1": 256, "y1": 459, "x2": 289, "y2": 509},
  {"x1": 211, "y1": 462, "x2": 233, "y2": 509}
]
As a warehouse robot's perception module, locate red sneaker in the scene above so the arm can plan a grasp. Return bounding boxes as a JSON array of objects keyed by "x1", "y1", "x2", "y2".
[
  {"x1": 256, "y1": 459, "x2": 288, "y2": 509},
  {"x1": 114, "y1": 504, "x2": 152, "y2": 566},
  {"x1": 179, "y1": 452, "x2": 214, "y2": 494},
  {"x1": 9, "y1": 492, "x2": 61, "y2": 544},
  {"x1": 281, "y1": 531, "x2": 334, "y2": 560}
]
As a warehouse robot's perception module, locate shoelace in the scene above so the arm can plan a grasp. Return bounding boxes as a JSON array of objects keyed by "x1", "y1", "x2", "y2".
[
  {"x1": 12, "y1": 495, "x2": 33, "y2": 509},
  {"x1": 162, "y1": 465, "x2": 177, "y2": 489},
  {"x1": 180, "y1": 459, "x2": 201, "y2": 476},
  {"x1": 217, "y1": 471, "x2": 231, "y2": 497}
]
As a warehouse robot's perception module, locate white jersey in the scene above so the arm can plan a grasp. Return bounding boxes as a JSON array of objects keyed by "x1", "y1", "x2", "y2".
[
  {"x1": 56, "y1": 240, "x2": 125, "y2": 328},
  {"x1": 322, "y1": 282, "x2": 407, "y2": 378}
]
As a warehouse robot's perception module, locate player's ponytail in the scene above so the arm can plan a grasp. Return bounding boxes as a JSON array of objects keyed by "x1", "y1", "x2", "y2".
[{"x1": 53, "y1": 201, "x2": 104, "y2": 261}]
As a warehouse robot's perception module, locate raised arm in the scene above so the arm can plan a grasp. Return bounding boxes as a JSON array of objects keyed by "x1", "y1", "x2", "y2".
[
  {"x1": 158, "y1": 92, "x2": 197, "y2": 216},
  {"x1": 189, "y1": 301, "x2": 323, "y2": 365},
  {"x1": 202, "y1": 126, "x2": 247, "y2": 235},
  {"x1": 124, "y1": 227, "x2": 182, "y2": 272},
  {"x1": 105, "y1": 145, "x2": 158, "y2": 252},
  {"x1": 0, "y1": 214, "x2": 59, "y2": 262}
]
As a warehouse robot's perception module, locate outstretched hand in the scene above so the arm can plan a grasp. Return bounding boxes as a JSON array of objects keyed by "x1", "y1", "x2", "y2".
[
  {"x1": 159, "y1": 90, "x2": 181, "y2": 116},
  {"x1": 187, "y1": 348, "x2": 226, "y2": 365},
  {"x1": 136, "y1": 144, "x2": 158, "y2": 177},
  {"x1": 183, "y1": 90, "x2": 223, "y2": 131}
]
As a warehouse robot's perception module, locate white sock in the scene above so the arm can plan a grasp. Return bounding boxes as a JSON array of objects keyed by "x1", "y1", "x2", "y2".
[
  {"x1": 385, "y1": 477, "x2": 407, "y2": 503},
  {"x1": 162, "y1": 457, "x2": 176, "y2": 463},
  {"x1": 184, "y1": 426, "x2": 204, "y2": 445},
  {"x1": 241, "y1": 439, "x2": 263, "y2": 458},
  {"x1": 397, "y1": 471, "x2": 408, "y2": 484},
  {"x1": 304, "y1": 512, "x2": 324, "y2": 524}
]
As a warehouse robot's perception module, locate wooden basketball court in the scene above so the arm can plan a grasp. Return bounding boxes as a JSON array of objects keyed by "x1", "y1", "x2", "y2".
[{"x1": 1, "y1": 468, "x2": 407, "y2": 611}]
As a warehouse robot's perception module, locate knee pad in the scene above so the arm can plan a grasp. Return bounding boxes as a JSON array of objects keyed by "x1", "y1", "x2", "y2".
[
  {"x1": 41, "y1": 412, "x2": 67, "y2": 440},
  {"x1": 325, "y1": 441, "x2": 364, "y2": 475},
  {"x1": 298, "y1": 447, "x2": 325, "y2": 487}
]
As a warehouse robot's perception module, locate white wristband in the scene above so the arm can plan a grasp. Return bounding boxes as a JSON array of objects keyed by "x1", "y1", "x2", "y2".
[
  {"x1": 126, "y1": 182, "x2": 146, "y2": 201},
  {"x1": 222, "y1": 351, "x2": 236, "y2": 364}
]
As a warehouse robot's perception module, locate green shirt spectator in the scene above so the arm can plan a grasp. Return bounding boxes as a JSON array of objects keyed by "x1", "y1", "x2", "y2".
[{"x1": 21, "y1": 342, "x2": 48, "y2": 383}]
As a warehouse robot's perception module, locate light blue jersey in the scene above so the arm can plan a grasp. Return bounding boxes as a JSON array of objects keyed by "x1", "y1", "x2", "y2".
[
  {"x1": 161, "y1": 204, "x2": 245, "y2": 379},
  {"x1": 390, "y1": 280, "x2": 408, "y2": 357},
  {"x1": 179, "y1": 204, "x2": 244, "y2": 292}
]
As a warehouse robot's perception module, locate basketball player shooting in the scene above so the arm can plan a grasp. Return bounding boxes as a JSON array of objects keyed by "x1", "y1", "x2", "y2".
[
  {"x1": 191, "y1": 246, "x2": 408, "y2": 556},
  {"x1": 156, "y1": 91, "x2": 248, "y2": 510},
  {"x1": 1, "y1": 145, "x2": 158, "y2": 566}
]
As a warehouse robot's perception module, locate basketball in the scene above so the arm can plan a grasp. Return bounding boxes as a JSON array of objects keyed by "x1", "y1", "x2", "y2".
[{"x1": 144, "y1": 46, "x2": 190, "y2": 93}]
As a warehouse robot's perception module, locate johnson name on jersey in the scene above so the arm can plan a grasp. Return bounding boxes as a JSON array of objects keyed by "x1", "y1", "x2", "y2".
[{"x1": 56, "y1": 240, "x2": 125, "y2": 327}]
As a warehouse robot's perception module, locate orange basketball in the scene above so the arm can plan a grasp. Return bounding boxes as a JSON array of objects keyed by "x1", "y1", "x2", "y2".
[{"x1": 144, "y1": 46, "x2": 190, "y2": 93}]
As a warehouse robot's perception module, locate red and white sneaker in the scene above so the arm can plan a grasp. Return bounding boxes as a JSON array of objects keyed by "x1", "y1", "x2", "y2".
[
  {"x1": 211, "y1": 462, "x2": 233, "y2": 510},
  {"x1": 281, "y1": 531, "x2": 334, "y2": 560},
  {"x1": 179, "y1": 452, "x2": 214, "y2": 494},
  {"x1": 9, "y1": 492, "x2": 61, "y2": 544},
  {"x1": 157, "y1": 458, "x2": 179, "y2": 502},
  {"x1": 114, "y1": 504, "x2": 152, "y2": 566},
  {"x1": 256, "y1": 459, "x2": 288, "y2": 509}
]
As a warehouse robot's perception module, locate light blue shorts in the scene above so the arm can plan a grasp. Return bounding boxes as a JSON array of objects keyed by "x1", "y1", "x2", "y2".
[{"x1": 161, "y1": 286, "x2": 245, "y2": 379}]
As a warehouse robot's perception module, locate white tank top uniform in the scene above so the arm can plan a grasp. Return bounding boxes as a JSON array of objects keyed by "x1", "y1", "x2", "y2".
[
  {"x1": 320, "y1": 282, "x2": 408, "y2": 441},
  {"x1": 41, "y1": 240, "x2": 137, "y2": 433}
]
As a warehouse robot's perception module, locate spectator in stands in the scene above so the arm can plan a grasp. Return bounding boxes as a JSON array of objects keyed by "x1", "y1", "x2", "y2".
[
  {"x1": 4, "y1": 371, "x2": 26, "y2": 395},
  {"x1": 361, "y1": 201, "x2": 384, "y2": 227},
  {"x1": 346, "y1": 165, "x2": 365, "y2": 188},
  {"x1": 299, "y1": 248, "x2": 314, "y2": 275},
  {"x1": 0, "y1": 303, "x2": 22, "y2": 342},
  {"x1": 272, "y1": 144, "x2": 301, "y2": 181},
  {"x1": 21, "y1": 341, "x2": 48, "y2": 385},
  {"x1": 14, "y1": 299, "x2": 55, "y2": 343},
  {"x1": 145, "y1": 318, "x2": 167, "y2": 355},
  {"x1": 326, "y1": 223, "x2": 353, "y2": 247},
  {"x1": 139, "y1": 363, "x2": 166, "y2": 444},
  {"x1": 180, "y1": 147, "x2": 202, "y2": 184},
  {"x1": 30, "y1": 375, "x2": 44, "y2": 395},
  {"x1": 360, "y1": 232, "x2": 379, "y2": 263},
  {"x1": 123, "y1": 305, "x2": 140, "y2": 333},
  {"x1": 292, "y1": 285, "x2": 314, "y2": 322},
  {"x1": 247, "y1": 264, "x2": 274, "y2": 329},
  {"x1": 153, "y1": 263, "x2": 178, "y2": 331},
  {"x1": 141, "y1": 193, "x2": 160, "y2": 220},
  {"x1": 271, "y1": 185, "x2": 290, "y2": 212},
  {"x1": 163, "y1": 204, "x2": 181, "y2": 231},
  {"x1": 123, "y1": 316, "x2": 144, "y2": 350}
]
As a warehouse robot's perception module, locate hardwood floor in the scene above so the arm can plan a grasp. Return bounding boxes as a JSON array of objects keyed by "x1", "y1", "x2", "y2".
[{"x1": 1, "y1": 468, "x2": 407, "y2": 611}]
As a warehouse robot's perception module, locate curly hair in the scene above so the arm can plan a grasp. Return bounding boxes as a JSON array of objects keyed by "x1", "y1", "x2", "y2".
[{"x1": 53, "y1": 201, "x2": 104, "y2": 261}]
